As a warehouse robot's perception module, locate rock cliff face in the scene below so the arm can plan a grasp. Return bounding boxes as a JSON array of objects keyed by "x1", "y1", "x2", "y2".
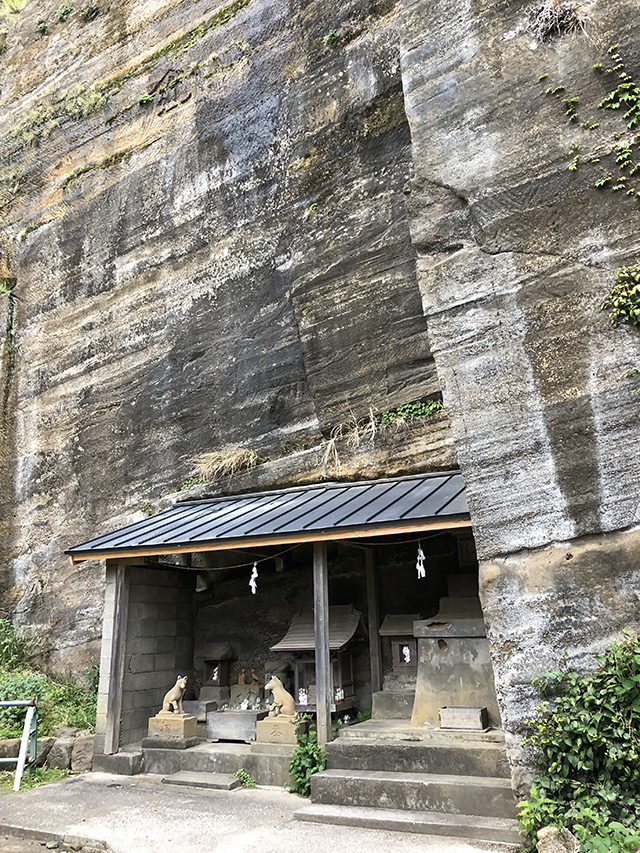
[
  {"x1": 400, "y1": 0, "x2": 640, "y2": 786},
  {"x1": 1, "y1": 0, "x2": 640, "y2": 783}
]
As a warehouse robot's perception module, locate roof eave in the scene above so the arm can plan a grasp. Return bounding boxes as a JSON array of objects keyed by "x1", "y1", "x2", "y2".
[{"x1": 66, "y1": 515, "x2": 472, "y2": 564}]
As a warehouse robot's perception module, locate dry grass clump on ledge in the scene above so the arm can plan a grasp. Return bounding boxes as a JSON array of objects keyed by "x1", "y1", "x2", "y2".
[
  {"x1": 524, "y1": 0, "x2": 589, "y2": 42},
  {"x1": 189, "y1": 446, "x2": 259, "y2": 482}
]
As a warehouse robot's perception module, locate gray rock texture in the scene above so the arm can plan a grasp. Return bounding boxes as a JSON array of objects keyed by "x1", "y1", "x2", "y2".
[
  {"x1": 399, "y1": 0, "x2": 640, "y2": 777},
  {"x1": 0, "y1": 0, "x2": 445, "y2": 672},
  {"x1": 1, "y1": 0, "x2": 640, "y2": 790}
]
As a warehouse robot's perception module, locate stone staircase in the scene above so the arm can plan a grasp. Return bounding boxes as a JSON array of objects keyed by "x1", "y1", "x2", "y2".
[{"x1": 295, "y1": 722, "x2": 521, "y2": 846}]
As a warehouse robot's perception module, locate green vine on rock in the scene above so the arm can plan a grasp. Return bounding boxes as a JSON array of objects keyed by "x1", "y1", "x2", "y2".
[
  {"x1": 601, "y1": 261, "x2": 640, "y2": 327},
  {"x1": 517, "y1": 633, "x2": 640, "y2": 853}
]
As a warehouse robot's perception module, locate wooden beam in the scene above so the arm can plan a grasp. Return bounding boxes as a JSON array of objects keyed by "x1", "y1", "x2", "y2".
[
  {"x1": 365, "y1": 548, "x2": 383, "y2": 695},
  {"x1": 69, "y1": 517, "x2": 473, "y2": 563},
  {"x1": 104, "y1": 561, "x2": 130, "y2": 755},
  {"x1": 313, "y1": 542, "x2": 331, "y2": 748}
]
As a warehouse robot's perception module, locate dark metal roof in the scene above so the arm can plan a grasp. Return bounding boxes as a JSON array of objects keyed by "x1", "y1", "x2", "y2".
[{"x1": 65, "y1": 471, "x2": 469, "y2": 562}]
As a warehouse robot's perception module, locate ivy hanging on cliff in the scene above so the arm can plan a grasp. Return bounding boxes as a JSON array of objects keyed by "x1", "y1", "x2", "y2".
[{"x1": 518, "y1": 632, "x2": 640, "y2": 853}]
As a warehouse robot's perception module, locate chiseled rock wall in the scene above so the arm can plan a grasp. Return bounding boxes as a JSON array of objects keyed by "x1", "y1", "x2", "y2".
[
  {"x1": 400, "y1": 0, "x2": 640, "y2": 786},
  {"x1": 0, "y1": 0, "x2": 445, "y2": 668}
]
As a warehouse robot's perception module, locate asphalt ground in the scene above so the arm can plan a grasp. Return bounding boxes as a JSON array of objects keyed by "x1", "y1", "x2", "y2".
[{"x1": 0, "y1": 772, "x2": 511, "y2": 853}]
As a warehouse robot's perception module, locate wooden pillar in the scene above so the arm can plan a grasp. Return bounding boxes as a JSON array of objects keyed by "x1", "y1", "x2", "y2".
[
  {"x1": 313, "y1": 541, "x2": 331, "y2": 747},
  {"x1": 104, "y1": 561, "x2": 130, "y2": 755},
  {"x1": 365, "y1": 548, "x2": 382, "y2": 695}
]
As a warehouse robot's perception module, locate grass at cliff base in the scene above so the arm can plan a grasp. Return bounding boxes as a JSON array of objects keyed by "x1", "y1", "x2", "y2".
[{"x1": 0, "y1": 620, "x2": 97, "y2": 739}]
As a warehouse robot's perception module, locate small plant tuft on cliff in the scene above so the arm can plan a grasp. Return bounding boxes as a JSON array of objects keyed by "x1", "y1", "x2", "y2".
[
  {"x1": 188, "y1": 446, "x2": 258, "y2": 483},
  {"x1": 518, "y1": 632, "x2": 640, "y2": 853},
  {"x1": 524, "y1": 1, "x2": 588, "y2": 43},
  {"x1": 602, "y1": 260, "x2": 640, "y2": 327}
]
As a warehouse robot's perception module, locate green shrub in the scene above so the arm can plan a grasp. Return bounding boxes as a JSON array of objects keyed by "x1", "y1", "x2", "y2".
[
  {"x1": 288, "y1": 714, "x2": 326, "y2": 797},
  {"x1": 0, "y1": 672, "x2": 47, "y2": 736},
  {"x1": 234, "y1": 768, "x2": 256, "y2": 787},
  {"x1": 518, "y1": 632, "x2": 640, "y2": 853},
  {"x1": 0, "y1": 621, "x2": 98, "y2": 738}
]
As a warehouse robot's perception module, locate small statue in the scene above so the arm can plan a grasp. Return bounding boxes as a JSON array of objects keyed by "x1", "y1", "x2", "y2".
[
  {"x1": 251, "y1": 668, "x2": 261, "y2": 685},
  {"x1": 162, "y1": 675, "x2": 188, "y2": 714},
  {"x1": 265, "y1": 674, "x2": 296, "y2": 718},
  {"x1": 238, "y1": 668, "x2": 247, "y2": 685}
]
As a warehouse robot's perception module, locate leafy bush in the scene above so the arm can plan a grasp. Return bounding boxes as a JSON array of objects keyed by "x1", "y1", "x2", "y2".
[
  {"x1": 518, "y1": 632, "x2": 640, "y2": 853},
  {"x1": 602, "y1": 261, "x2": 640, "y2": 327},
  {"x1": 0, "y1": 620, "x2": 98, "y2": 738},
  {"x1": 288, "y1": 714, "x2": 326, "y2": 797}
]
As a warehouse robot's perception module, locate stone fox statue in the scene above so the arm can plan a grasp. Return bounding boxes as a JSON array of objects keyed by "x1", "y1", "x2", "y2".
[
  {"x1": 162, "y1": 675, "x2": 188, "y2": 714},
  {"x1": 265, "y1": 675, "x2": 296, "y2": 718}
]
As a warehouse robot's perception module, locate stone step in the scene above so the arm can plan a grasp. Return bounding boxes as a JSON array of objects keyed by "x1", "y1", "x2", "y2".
[
  {"x1": 311, "y1": 769, "x2": 517, "y2": 819},
  {"x1": 143, "y1": 742, "x2": 293, "y2": 787},
  {"x1": 326, "y1": 737, "x2": 511, "y2": 778},
  {"x1": 337, "y1": 719, "x2": 505, "y2": 743},
  {"x1": 162, "y1": 771, "x2": 241, "y2": 790},
  {"x1": 295, "y1": 803, "x2": 521, "y2": 846}
]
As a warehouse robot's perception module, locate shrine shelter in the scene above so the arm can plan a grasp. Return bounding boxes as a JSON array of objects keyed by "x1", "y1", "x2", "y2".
[{"x1": 65, "y1": 471, "x2": 476, "y2": 757}]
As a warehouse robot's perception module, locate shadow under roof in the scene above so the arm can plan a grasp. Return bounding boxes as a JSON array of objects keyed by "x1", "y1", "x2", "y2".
[{"x1": 65, "y1": 471, "x2": 470, "y2": 563}]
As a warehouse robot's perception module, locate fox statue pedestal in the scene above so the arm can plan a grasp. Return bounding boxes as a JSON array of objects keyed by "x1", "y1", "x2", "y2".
[{"x1": 148, "y1": 710, "x2": 197, "y2": 739}]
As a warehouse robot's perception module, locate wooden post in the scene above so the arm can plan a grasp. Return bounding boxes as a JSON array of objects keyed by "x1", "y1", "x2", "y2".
[
  {"x1": 104, "y1": 561, "x2": 130, "y2": 755},
  {"x1": 365, "y1": 548, "x2": 382, "y2": 696},
  {"x1": 313, "y1": 542, "x2": 331, "y2": 747}
]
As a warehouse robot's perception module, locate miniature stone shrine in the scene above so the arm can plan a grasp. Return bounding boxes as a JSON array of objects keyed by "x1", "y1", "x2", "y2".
[
  {"x1": 269, "y1": 605, "x2": 365, "y2": 715},
  {"x1": 184, "y1": 643, "x2": 236, "y2": 720},
  {"x1": 372, "y1": 613, "x2": 421, "y2": 719},
  {"x1": 410, "y1": 574, "x2": 500, "y2": 728}
]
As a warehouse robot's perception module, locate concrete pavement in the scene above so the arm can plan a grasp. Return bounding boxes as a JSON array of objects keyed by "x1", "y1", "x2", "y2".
[{"x1": 0, "y1": 773, "x2": 517, "y2": 853}]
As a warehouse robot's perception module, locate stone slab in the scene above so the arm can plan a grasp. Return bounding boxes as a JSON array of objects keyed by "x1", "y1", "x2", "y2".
[
  {"x1": 206, "y1": 710, "x2": 268, "y2": 743},
  {"x1": 256, "y1": 716, "x2": 297, "y2": 744},
  {"x1": 141, "y1": 736, "x2": 200, "y2": 750},
  {"x1": 182, "y1": 700, "x2": 218, "y2": 722},
  {"x1": 148, "y1": 714, "x2": 197, "y2": 739},
  {"x1": 161, "y1": 771, "x2": 241, "y2": 790},
  {"x1": 311, "y1": 769, "x2": 517, "y2": 819},
  {"x1": 372, "y1": 691, "x2": 415, "y2": 720},
  {"x1": 294, "y1": 803, "x2": 521, "y2": 845},
  {"x1": 439, "y1": 707, "x2": 488, "y2": 732},
  {"x1": 92, "y1": 751, "x2": 143, "y2": 776}
]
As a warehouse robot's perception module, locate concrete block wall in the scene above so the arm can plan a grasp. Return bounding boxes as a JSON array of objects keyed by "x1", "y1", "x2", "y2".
[{"x1": 120, "y1": 566, "x2": 196, "y2": 747}]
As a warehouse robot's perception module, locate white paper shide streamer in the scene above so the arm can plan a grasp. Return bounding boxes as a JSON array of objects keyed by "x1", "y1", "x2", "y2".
[
  {"x1": 249, "y1": 561, "x2": 258, "y2": 594},
  {"x1": 416, "y1": 542, "x2": 426, "y2": 579}
]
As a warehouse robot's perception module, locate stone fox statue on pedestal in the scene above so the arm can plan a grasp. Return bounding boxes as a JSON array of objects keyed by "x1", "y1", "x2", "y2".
[
  {"x1": 162, "y1": 675, "x2": 188, "y2": 714},
  {"x1": 265, "y1": 675, "x2": 296, "y2": 718}
]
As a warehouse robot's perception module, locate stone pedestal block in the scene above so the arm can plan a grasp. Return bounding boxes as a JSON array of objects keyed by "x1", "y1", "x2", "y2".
[
  {"x1": 147, "y1": 712, "x2": 197, "y2": 739},
  {"x1": 255, "y1": 715, "x2": 299, "y2": 744},
  {"x1": 206, "y1": 709, "x2": 268, "y2": 742}
]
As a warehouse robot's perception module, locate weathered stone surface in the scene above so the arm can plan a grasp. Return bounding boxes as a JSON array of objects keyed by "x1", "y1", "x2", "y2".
[
  {"x1": 0, "y1": 0, "x2": 445, "y2": 672},
  {"x1": 537, "y1": 826, "x2": 580, "y2": 853},
  {"x1": 46, "y1": 737, "x2": 74, "y2": 770},
  {"x1": 36, "y1": 736, "x2": 55, "y2": 768},
  {"x1": 0, "y1": 738, "x2": 20, "y2": 759},
  {"x1": 399, "y1": 0, "x2": 640, "y2": 783},
  {"x1": 71, "y1": 732, "x2": 95, "y2": 773}
]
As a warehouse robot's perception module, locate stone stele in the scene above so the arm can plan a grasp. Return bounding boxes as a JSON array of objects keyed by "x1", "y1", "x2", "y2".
[{"x1": 148, "y1": 711, "x2": 197, "y2": 739}]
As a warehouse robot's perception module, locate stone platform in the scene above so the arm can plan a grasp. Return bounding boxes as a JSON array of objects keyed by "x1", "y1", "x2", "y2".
[{"x1": 294, "y1": 719, "x2": 519, "y2": 846}]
